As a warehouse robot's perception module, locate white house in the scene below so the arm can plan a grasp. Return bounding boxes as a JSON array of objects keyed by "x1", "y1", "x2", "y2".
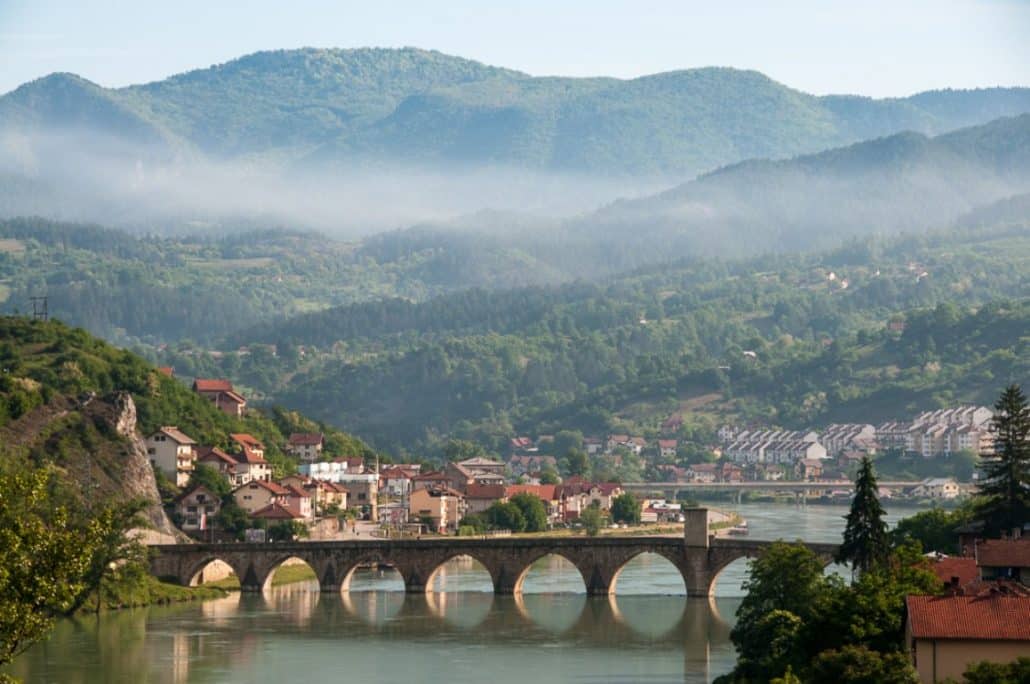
[
  {"x1": 145, "y1": 426, "x2": 197, "y2": 487},
  {"x1": 911, "y1": 477, "x2": 961, "y2": 500}
]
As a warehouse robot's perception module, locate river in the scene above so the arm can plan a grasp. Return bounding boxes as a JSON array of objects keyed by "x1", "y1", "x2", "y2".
[{"x1": 8, "y1": 503, "x2": 910, "y2": 684}]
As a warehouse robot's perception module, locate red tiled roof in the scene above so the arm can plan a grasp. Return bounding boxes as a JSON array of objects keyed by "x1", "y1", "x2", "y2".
[
  {"x1": 930, "y1": 556, "x2": 979, "y2": 589},
  {"x1": 506, "y1": 484, "x2": 558, "y2": 501},
  {"x1": 658, "y1": 440, "x2": 677, "y2": 449},
  {"x1": 380, "y1": 467, "x2": 414, "y2": 480},
  {"x1": 195, "y1": 446, "x2": 238, "y2": 467},
  {"x1": 907, "y1": 594, "x2": 1030, "y2": 640},
  {"x1": 465, "y1": 484, "x2": 506, "y2": 500},
  {"x1": 976, "y1": 539, "x2": 1030, "y2": 568},
  {"x1": 231, "y1": 433, "x2": 263, "y2": 449},
  {"x1": 282, "y1": 483, "x2": 311, "y2": 498},
  {"x1": 152, "y1": 426, "x2": 196, "y2": 445},
  {"x1": 157, "y1": 366, "x2": 174, "y2": 377},
  {"x1": 288, "y1": 432, "x2": 324, "y2": 446},
  {"x1": 413, "y1": 471, "x2": 449, "y2": 482},
  {"x1": 220, "y1": 390, "x2": 246, "y2": 405},
  {"x1": 235, "y1": 445, "x2": 267, "y2": 464},
  {"x1": 193, "y1": 378, "x2": 234, "y2": 393},
  {"x1": 251, "y1": 502, "x2": 301, "y2": 520},
  {"x1": 235, "y1": 479, "x2": 289, "y2": 496}
]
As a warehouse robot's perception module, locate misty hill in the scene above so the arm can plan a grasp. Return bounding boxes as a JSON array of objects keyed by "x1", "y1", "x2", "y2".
[
  {"x1": 3, "y1": 47, "x2": 1030, "y2": 178},
  {"x1": 358, "y1": 114, "x2": 1030, "y2": 278}
]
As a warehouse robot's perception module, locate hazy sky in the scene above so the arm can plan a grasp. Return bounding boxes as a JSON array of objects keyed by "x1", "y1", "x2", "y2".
[{"x1": 1, "y1": 0, "x2": 1028, "y2": 97}]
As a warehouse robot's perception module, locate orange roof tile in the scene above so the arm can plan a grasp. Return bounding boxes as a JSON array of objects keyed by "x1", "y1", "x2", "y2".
[{"x1": 906, "y1": 594, "x2": 1030, "y2": 640}]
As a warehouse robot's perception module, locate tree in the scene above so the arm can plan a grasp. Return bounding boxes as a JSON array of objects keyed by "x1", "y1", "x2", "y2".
[
  {"x1": 579, "y1": 504, "x2": 605, "y2": 537},
  {"x1": 730, "y1": 543, "x2": 841, "y2": 676},
  {"x1": 539, "y1": 467, "x2": 560, "y2": 485},
  {"x1": 808, "y1": 646, "x2": 918, "y2": 684},
  {"x1": 837, "y1": 457, "x2": 889, "y2": 574},
  {"x1": 562, "y1": 448, "x2": 589, "y2": 477},
  {"x1": 485, "y1": 501, "x2": 526, "y2": 533},
  {"x1": 267, "y1": 520, "x2": 309, "y2": 542},
  {"x1": 553, "y1": 430, "x2": 583, "y2": 457},
  {"x1": 962, "y1": 657, "x2": 1030, "y2": 684},
  {"x1": 185, "y1": 463, "x2": 231, "y2": 500},
  {"x1": 976, "y1": 384, "x2": 1030, "y2": 535},
  {"x1": 0, "y1": 467, "x2": 125, "y2": 666},
  {"x1": 610, "y1": 492, "x2": 641, "y2": 524},
  {"x1": 509, "y1": 493, "x2": 548, "y2": 532},
  {"x1": 889, "y1": 503, "x2": 976, "y2": 555}
]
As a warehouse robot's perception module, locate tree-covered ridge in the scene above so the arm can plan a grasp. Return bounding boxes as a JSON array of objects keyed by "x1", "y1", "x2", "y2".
[
  {"x1": 3, "y1": 47, "x2": 1030, "y2": 175},
  {"x1": 159, "y1": 224, "x2": 1028, "y2": 456},
  {"x1": 0, "y1": 317, "x2": 375, "y2": 477}
]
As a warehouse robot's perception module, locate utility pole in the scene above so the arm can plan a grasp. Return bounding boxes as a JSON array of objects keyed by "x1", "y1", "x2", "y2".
[{"x1": 29, "y1": 296, "x2": 48, "y2": 322}]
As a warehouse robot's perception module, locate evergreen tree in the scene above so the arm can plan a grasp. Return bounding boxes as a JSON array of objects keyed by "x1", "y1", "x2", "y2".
[
  {"x1": 837, "y1": 457, "x2": 889, "y2": 574},
  {"x1": 976, "y1": 384, "x2": 1030, "y2": 535}
]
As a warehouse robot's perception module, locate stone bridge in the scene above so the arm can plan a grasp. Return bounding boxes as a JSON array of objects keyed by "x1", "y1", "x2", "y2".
[{"x1": 150, "y1": 509, "x2": 838, "y2": 597}]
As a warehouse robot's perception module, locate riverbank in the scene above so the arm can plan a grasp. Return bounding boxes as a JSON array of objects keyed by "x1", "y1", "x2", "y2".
[{"x1": 79, "y1": 574, "x2": 229, "y2": 613}]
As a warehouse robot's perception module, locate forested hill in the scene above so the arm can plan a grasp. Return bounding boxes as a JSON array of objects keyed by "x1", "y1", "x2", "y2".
[
  {"x1": 0, "y1": 317, "x2": 376, "y2": 510},
  {"x1": 2, "y1": 47, "x2": 1030, "y2": 176},
  {"x1": 160, "y1": 225, "x2": 1029, "y2": 456}
]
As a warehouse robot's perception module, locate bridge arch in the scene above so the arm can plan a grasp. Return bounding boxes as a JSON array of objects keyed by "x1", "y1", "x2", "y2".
[
  {"x1": 426, "y1": 553, "x2": 495, "y2": 593},
  {"x1": 184, "y1": 556, "x2": 243, "y2": 587},
  {"x1": 338, "y1": 557, "x2": 405, "y2": 593},
  {"x1": 610, "y1": 550, "x2": 688, "y2": 595},
  {"x1": 513, "y1": 551, "x2": 589, "y2": 595},
  {"x1": 261, "y1": 555, "x2": 321, "y2": 593}
]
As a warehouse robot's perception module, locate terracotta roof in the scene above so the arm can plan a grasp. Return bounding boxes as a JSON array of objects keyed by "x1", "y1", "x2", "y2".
[
  {"x1": 173, "y1": 484, "x2": 220, "y2": 504},
  {"x1": 465, "y1": 484, "x2": 506, "y2": 500},
  {"x1": 506, "y1": 484, "x2": 558, "y2": 501},
  {"x1": 220, "y1": 390, "x2": 246, "y2": 405},
  {"x1": 152, "y1": 426, "x2": 196, "y2": 445},
  {"x1": 459, "y1": 457, "x2": 505, "y2": 468},
  {"x1": 288, "y1": 433, "x2": 324, "y2": 446},
  {"x1": 235, "y1": 479, "x2": 289, "y2": 496},
  {"x1": 251, "y1": 502, "x2": 301, "y2": 520},
  {"x1": 235, "y1": 445, "x2": 267, "y2": 464},
  {"x1": 976, "y1": 539, "x2": 1030, "y2": 568},
  {"x1": 906, "y1": 594, "x2": 1030, "y2": 640},
  {"x1": 193, "y1": 378, "x2": 234, "y2": 393},
  {"x1": 413, "y1": 471, "x2": 449, "y2": 482},
  {"x1": 658, "y1": 440, "x2": 678, "y2": 449},
  {"x1": 930, "y1": 556, "x2": 979, "y2": 589},
  {"x1": 230, "y1": 433, "x2": 263, "y2": 449},
  {"x1": 380, "y1": 467, "x2": 414, "y2": 480},
  {"x1": 157, "y1": 366, "x2": 174, "y2": 377},
  {"x1": 282, "y1": 484, "x2": 311, "y2": 499},
  {"x1": 195, "y1": 446, "x2": 238, "y2": 467}
]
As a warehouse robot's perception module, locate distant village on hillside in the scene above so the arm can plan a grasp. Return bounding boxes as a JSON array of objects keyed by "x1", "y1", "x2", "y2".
[{"x1": 151, "y1": 371, "x2": 992, "y2": 541}]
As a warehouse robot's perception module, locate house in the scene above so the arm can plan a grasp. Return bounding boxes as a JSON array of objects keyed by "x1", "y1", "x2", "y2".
[
  {"x1": 174, "y1": 485, "x2": 221, "y2": 531},
  {"x1": 233, "y1": 479, "x2": 290, "y2": 515},
  {"x1": 445, "y1": 461, "x2": 504, "y2": 489},
  {"x1": 905, "y1": 593, "x2": 1030, "y2": 683},
  {"x1": 334, "y1": 456, "x2": 365, "y2": 473},
  {"x1": 286, "y1": 433, "x2": 324, "y2": 461},
  {"x1": 509, "y1": 436, "x2": 536, "y2": 455},
  {"x1": 192, "y1": 378, "x2": 246, "y2": 417},
  {"x1": 508, "y1": 454, "x2": 558, "y2": 476},
  {"x1": 157, "y1": 366, "x2": 174, "y2": 377},
  {"x1": 281, "y1": 484, "x2": 313, "y2": 520},
  {"x1": 230, "y1": 434, "x2": 270, "y2": 483},
  {"x1": 333, "y1": 473, "x2": 379, "y2": 521},
  {"x1": 409, "y1": 487, "x2": 466, "y2": 533},
  {"x1": 457, "y1": 456, "x2": 507, "y2": 478},
  {"x1": 687, "y1": 463, "x2": 718, "y2": 483},
  {"x1": 657, "y1": 439, "x2": 678, "y2": 460},
  {"x1": 910, "y1": 477, "x2": 961, "y2": 500},
  {"x1": 380, "y1": 466, "x2": 415, "y2": 498},
  {"x1": 795, "y1": 458, "x2": 825, "y2": 481},
  {"x1": 661, "y1": 414, "x2": 683, "y2": 434},
  {"x1": 412, "y1": 470, "x2": 452, "y2": 492},
  {"x1": 463, "y1": 483, "x2": 507, "y2": 515},
  {"x1": 300, "y1": 461, "x2": 347, "y2": 481},
  {"x1": 195, "y1": 446, "x2": 241, "y2": 486},
  {"x1": 251, "y1": 502, "x2": 304, "y2": 522},
  {"x1": 583, "y1": 437, "x2": 604, "y2": 456},
  {"x1": 720, "y1": 462, "x2": 744, "y2": 483},
  {"x1": 976, "y1": 538, "x2": 1030, "y2": 585},
  {"x1": 657, "y1": 464, "x2": 689, "y2": 481},
  {"x1": 145, "y1": 426, "x2": 197, "y2": 487}
]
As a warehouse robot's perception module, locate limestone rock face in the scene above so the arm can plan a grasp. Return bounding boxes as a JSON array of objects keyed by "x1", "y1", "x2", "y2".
[{"x1": 107, "y1": 392, "x2": 180, "y2": 538}]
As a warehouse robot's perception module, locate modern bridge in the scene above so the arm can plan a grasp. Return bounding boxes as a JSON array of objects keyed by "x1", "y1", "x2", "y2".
[{"x1": 150, "y1": 509, "x2": 838, "y2": 597}]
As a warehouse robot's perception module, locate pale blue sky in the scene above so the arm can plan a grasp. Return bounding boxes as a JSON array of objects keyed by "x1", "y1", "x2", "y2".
[{"x1": 1, "y1": 0, "x2": 1027, "y2": 97}]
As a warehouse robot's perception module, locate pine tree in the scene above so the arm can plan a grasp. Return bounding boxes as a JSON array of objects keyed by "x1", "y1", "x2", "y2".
[
  {"x1": 976, "y1": 384, "x2": 1030, "y2": 536},
  {"x1": 837, "y1": 457, "x2": 889, "y2": 574}
]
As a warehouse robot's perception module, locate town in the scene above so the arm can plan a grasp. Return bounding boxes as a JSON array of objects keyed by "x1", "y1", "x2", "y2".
[{"x1": 156, "y1": 374, "x2": 991, "y2": 542}]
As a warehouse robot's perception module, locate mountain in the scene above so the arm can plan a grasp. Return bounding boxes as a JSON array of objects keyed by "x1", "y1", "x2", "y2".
[
  {"x1": 3, "y1": 48, "x2": 1030, "y2": 178},
  {"x1": 356, "y1": 114, "x2": 1030, "y2": 279}
]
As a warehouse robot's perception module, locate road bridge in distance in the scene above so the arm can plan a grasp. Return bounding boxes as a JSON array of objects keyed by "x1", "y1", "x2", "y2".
[{"x1": 150, "y1": 509, "x2": 839, "y2": 597}]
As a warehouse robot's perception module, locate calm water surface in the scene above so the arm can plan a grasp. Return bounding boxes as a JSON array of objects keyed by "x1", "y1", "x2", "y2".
[{"x1": 9, "y1": 503, "x2": 908, "y2": 684}]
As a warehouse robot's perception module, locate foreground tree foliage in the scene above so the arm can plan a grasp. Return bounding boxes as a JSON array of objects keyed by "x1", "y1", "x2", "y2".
[
  {"x1": 976, "y1": 384, "x2": 1030, "y2": 535},
  {"x1": 0, "y1": 466, "x2": 142, "y2": 666},
  {"x1": 508, "y1": 493, "x2": 548, "y2": 532},
  {"x1": 610, "y1": 492, "x2": 641, "y2": 524},
  {"x1": 837, "y1": 457, "x2": 890, "y2": 574},
  {"x1": 961, "y1": 657, "x2": 1030, "y2": 684}
]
